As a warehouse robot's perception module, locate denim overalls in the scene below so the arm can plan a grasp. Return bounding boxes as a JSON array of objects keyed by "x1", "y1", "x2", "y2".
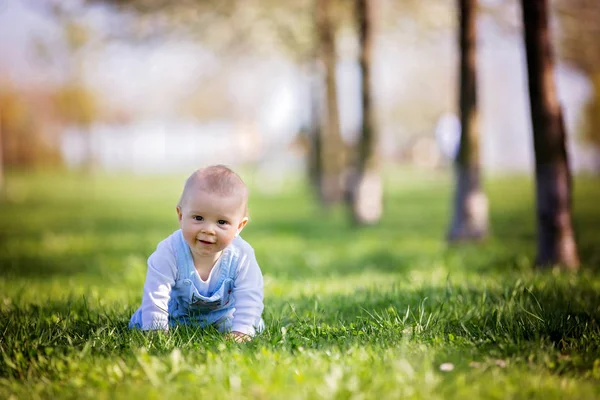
[{"x1": 130, "y1": 230, "x2": 238, "y2": 331}]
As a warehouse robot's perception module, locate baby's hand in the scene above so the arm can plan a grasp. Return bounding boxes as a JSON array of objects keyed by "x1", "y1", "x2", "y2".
[{"x1": 226, "y1": 331, "x2": 251, "y2": 343}]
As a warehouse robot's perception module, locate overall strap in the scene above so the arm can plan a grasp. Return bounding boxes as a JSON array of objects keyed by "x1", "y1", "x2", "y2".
[
  {"x1": 174, "y1": 230, "x2": 194, "y2": 281},
  {"x1": 211, "y1": 242, "x2": 240, "y2": 284},
  {"x1": 224, "y1": 243, "x2": 241, "y2": 281},
  {"x1": 216, "y1": 246, "x2": 234, "y2": 284}
]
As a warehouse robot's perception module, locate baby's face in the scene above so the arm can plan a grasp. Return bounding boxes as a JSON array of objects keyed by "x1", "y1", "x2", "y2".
[{"x1": 177, "y1": 189, "x2": 248, "y2": 263}]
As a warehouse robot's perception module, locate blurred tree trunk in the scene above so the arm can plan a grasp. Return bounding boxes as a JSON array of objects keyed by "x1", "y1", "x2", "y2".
[
  {"x1": 316, "y1": 0, "x2": 345, "y2": 205},
  {"x1": 81, "y1": 126, "x2": 95, "y2": 174},
  {"x1": 582, "y1": 74, "x2": 600, "y2": 171},
  {"x1": 347, "y1": 0, "x2": 382, "y2": 225},
  {"x1": 448, "y1": 0, "x2": 489, "y2": 242},
  {"x1": 521, "y1": 0, "x2": 580, "y2": 269},
  {"x1": 0, "y1": 122, "x2": 4, "y2": 197},
  {"x1": 303, "y1": 60, "x2": 324, "y2": 194}
]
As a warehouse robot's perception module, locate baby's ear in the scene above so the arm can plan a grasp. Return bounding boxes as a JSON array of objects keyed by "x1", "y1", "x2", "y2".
[
  {"x1": 176, "y1": 206, "x2": 183, "y2": 223},
  {"x1": 236, "y1": 217, "x2": 249, "y2": 236}
]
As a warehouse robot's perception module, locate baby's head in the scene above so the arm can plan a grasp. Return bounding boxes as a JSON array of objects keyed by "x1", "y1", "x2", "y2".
[
  {"x1": 176, "y1": 165, "x2": 249, "y2": 259},
  {"x1": 177, "y1": 165, "x2": 248, "y2": 214}
]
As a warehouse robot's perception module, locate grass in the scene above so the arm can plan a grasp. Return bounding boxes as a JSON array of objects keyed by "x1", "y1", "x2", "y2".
[{"x1": 1, "y1": 169, "x2": 599, "y2": 399}]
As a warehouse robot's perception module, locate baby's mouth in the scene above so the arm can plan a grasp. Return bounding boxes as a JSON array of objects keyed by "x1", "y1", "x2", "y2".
[{"x1": 198, "y1": 239, "x2": 214, "y2": 245}]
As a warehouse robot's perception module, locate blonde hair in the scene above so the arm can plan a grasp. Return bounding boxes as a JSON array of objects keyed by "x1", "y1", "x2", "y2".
[{"x1": 177, "y1": 165, "x2": 248, "y2": 214}]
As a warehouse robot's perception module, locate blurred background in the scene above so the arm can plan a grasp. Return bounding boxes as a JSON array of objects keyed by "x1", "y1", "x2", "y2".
[{"x1": 1, "y1": 0, "x2": 599, "y2": 181}]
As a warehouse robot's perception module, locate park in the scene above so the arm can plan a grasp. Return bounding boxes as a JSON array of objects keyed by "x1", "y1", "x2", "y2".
[{"x1": 1, "y1": 0, "x2": 599, "y2": 398}]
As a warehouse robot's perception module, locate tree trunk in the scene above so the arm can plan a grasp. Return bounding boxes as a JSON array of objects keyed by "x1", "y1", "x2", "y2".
[
  {"x1": 316, "y1": 0, "x2": 345, "y2": 205},
  {"x1": 448, "y1": 0, "x2": 489, "y2": 242},
  {"x1": 521, "y1": 0, "x2": 580, "y2": 269},
  {"x1": 80, "y1": 125, "x2": 96, "y2": 174},
  {"x1": 348, "y1": 0, "x2": 382, "y2": 225},
  {"x1": 304, "y1": 60, "x2": 324, "y2": 195},
  {"x1": 0, "y1": 119, "x2": 4, "y2": 198}
]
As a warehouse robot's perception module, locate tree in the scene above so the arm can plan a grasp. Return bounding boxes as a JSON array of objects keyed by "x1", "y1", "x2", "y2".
[
  {"x1": 301, "y1": 62, "x2": 325, "y2": 193},
  {"x1": 316, "y1": 0, "x2": 346, "y2": 205},
  {"x1": 273, "y1": 5, "x2": 325, "y2": 198},
  {"x1": 29, "y1": 2, "x2": 103, "y2": 173},
  {"x1": 554, "y1": 1, "x2": 600, "y2": 166},
  {"x1": 54, "y1": 83, "x2": 98, "y2": 171},
  {"x1": 0, "y1": 89, "x2": 30, "y2": 186},
  {"x1": 0, "y1": 101, "x2": 5, "y2": 197},
  {"x1": 346, "y1": 0, "x2": 382, "y2": 225},
  {"x1": 554, "y1": 0, "x2": 600, "y2": 75},
  {"x1": 581, "y1": 74, "x2": 600, "y2": 169},
  {"x1": 447, "y1": 0, "x2": 489, "y2": 242},
  {"x1": 521, "y1": 0, "x2": 580, "y2": 269}
]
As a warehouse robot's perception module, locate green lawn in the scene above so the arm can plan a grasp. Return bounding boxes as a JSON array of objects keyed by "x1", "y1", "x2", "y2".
[{"x1": 1, "y1": 170, "x2": 599, "y2": 399}]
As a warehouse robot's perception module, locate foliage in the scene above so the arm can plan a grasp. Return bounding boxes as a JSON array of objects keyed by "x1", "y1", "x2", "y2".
[
  {"x1": 0, "y1": 90, "x2": 29, "y2": 132},
  {"x1": 0, "y1": 170, "x2": 599, "y2": 398},
  {"x1": 553, "y1": 0, "x2": 600, "y2": 151},
  {"x1": 86, "y1": 0, "x2": 317, "y2": 60},
  {"x1": 64, "y1": 21, "x2": 90, "y2": 52},
  {"x1": 88, "y1": 0, "x2": 456, "y2": 61},
  {"x1": 0, "y1": 87, "x2": 63, "y2": 168},
  {"x1": 54, "y1": 84, "x2": 98, "y2": 126},
  {"x1": 554, "y1": 0, "x2": 600, "y2": 75}
]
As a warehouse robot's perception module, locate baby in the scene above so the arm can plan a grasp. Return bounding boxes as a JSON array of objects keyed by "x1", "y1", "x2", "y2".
[{"x1": 129, "y1": 165, "x2": 264, "y2": 341}]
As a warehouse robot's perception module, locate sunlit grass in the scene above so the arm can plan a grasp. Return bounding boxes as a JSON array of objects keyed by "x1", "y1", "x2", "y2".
[{"x1": 1, "y1": 170, "x2": 599, "y2": 399}]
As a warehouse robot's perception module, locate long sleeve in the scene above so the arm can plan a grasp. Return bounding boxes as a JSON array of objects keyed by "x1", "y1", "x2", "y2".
[
  {"x1": 231, "y1": 243, "x2": 264, "y2": 336},
  {"x1": 139, "y1": 237, "x2": 177, "y2": 330}
]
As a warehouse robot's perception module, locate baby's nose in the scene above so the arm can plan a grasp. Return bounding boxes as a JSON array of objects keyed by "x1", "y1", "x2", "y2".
[{"x1": 202, "y1": 224, "x2": 216, "y2": 234}]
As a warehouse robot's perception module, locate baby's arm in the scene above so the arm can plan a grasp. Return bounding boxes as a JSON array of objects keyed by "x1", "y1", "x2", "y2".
[
  {"x1": 139, "y1": 239, "x2": 177, "y2": 331},
  {"x1": 230, "y1": 250, "x2": 264, "y2": 339}
]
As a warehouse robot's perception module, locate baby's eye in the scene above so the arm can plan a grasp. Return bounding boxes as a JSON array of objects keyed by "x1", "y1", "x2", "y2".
[
  {"x1": 217, "y1": 219, "x2": 229, "y2": 225},
  {"x1": 193, "y1": 216, "x2": 204, "y2": 221}
]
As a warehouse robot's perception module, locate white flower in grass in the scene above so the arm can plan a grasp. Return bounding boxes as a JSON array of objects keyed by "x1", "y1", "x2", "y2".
[{"x1": 439, "y1": 362, "x2": 454, "y2": 372}]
